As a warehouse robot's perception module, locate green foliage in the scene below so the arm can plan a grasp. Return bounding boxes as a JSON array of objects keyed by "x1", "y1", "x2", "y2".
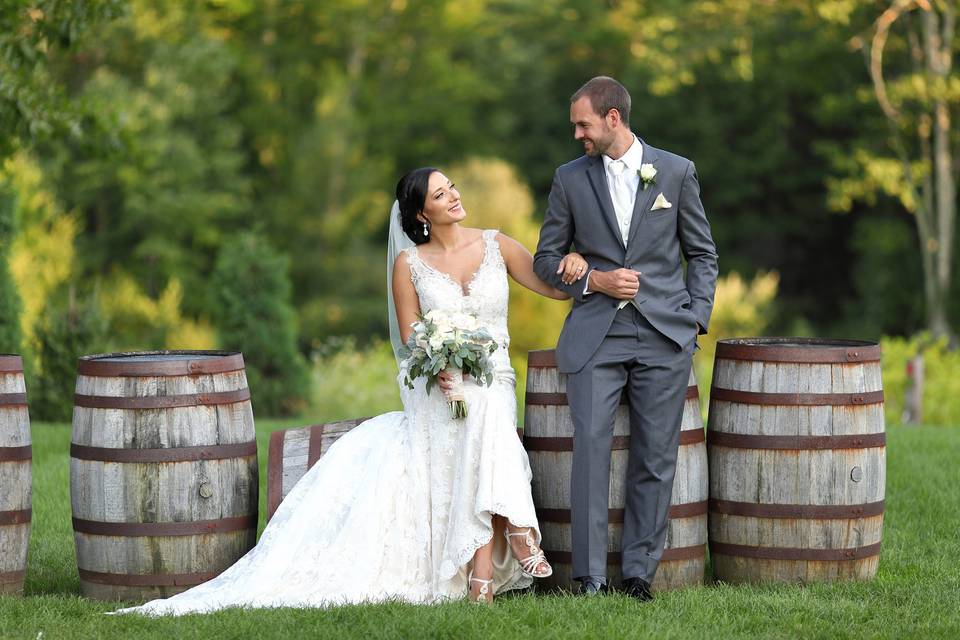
[
  {"x1": 5, "y1": 150, "x2": 78, "y2": 355},
  {"x1": 96, "y1": 272, "x2": 217, "y2": 352},
  {"x1": 695, "y1": 270, "x2": 780, "y2": 414},
  {"x1": 881, "y1": 334, "x2": 960, "y2": 427},
  {"x1": 29, "y1": 285, "x2": 107, "y2": 421},
  {"x1": 0, "y1": 0, "x2": 124, "y2": 161},
  {"x1": 3, "y1": 0, "x2": 955, "y2": 379},
  {"x1": 307, "y1": 337, "x2": 401, "y2": 423},
  {"x1": 844, "y1": 215, "x2": 925, "y2": 338},
  {"x1": 0, "y1": 187, "x2": 22, "y2": 354},
  {"x1": 40, "y1": 0, "x2": 252, "y2": 316},
  {"x1": 211, "y1": 232, "x2": 309, "y2": 417}
]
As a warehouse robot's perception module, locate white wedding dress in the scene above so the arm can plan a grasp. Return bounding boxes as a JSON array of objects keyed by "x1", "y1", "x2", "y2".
[{"x1": 115, "y1": 229, "x2": 541, "y2": 615}]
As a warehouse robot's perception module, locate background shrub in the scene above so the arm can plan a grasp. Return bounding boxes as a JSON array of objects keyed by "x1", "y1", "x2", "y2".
[
  {"x1": 0, "y1": 188, "x2": 22, "y2": 354},
  {"x1": 307, "y1": 337, "x2": 401, "y2": 422},
  {"x1": 211, "y1": 232, "x2": 309, "y2": 417},
  {"x1": 880, "y1": 334, "x2": 960, "y2": 427},
  {"x1": 29, "y1": 285, "x2": 107, "y2": 421}
]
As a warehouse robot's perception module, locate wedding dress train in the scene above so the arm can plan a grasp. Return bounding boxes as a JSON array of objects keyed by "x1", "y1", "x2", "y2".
[{"x1": 116, "y1": 229, "x2": 540, "y2": 615}]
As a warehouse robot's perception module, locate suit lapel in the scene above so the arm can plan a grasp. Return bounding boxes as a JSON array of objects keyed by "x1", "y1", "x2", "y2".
[
  {"x1": 585, "y1": 157, "x2": 624, "y2": 247},
  {"x1": 626, "y1": 142, "x2": 660, "y2": 249}
]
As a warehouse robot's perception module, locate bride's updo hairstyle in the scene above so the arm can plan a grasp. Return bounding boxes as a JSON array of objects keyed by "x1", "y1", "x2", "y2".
[{"x1": 396, "y1": 166, "x2": 438, "y2": 245}]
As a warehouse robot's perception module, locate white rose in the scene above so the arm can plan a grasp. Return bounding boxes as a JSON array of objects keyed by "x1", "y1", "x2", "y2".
[
  {"x1": 429, "y1": 334, "x2": 445, "y2": 350},
  {"x1": 639, "y1": 163, "x2": 657, "y2": 181},
  {"x1": 425, "y1": 309, "x2": 449, "y2": 324},
  {"x1": 451, "y1": 312, "x2": 478, "y2": 331}
]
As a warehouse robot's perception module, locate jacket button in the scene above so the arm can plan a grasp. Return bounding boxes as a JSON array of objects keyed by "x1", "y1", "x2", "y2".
[{"x1": 611, "y1": 302, "x2": 617, "y2": 308}]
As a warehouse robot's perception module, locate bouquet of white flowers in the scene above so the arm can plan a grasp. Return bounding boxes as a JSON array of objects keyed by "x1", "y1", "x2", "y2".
[{"x1": 398, "y1": 309, "x2": 498, "y2": 418}]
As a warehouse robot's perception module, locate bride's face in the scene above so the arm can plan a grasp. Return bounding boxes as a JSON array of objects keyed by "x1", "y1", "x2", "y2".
[{"x1": 417, "y1": 172, "x2": 466, "y2": 229}]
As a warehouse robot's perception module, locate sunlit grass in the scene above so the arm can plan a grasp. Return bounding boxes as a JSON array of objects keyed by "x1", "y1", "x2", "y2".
[{"x1": 1, "y1": 423, "x2": 957, "y2": 639}]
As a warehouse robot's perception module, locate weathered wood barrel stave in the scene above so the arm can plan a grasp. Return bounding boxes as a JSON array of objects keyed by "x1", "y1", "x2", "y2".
[
  {"x1": 707, "y1": 338, "x2": 886, "y2": 584},
  {"x1": 0, "y1": 355, "x2": 31, "y2": 596},
  {"x1": 524, "y1": 349, "x2": 707, "y2": 592},
  {"x1": 70, "y1": 351, "x2": 258, "y2": 601},
  {"x1": 266, "y1": 418, "x2": 369, "y2": 521}
]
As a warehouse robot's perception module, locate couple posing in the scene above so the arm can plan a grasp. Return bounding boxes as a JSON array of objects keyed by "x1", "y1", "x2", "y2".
[{"x1": 117, "y1": 76, "x2": 717, "y2": 614}]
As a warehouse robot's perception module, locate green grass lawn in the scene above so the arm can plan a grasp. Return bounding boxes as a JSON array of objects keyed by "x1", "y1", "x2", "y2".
[{"x1": 1, "y1": 422, "x2": 958, "y2": 639}]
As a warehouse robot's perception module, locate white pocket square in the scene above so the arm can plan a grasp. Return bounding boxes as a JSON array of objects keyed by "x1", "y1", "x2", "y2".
[{"x1": 651, "y1": 193, "x2": 672, "y2": 211}]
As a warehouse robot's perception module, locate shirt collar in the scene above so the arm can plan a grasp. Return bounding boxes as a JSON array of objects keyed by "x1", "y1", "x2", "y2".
[{"x1": 603, "y1": 134, "x2": 643, "y2": 173}]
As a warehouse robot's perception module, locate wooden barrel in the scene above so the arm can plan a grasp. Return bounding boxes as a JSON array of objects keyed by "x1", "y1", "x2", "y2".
[
  {"x1": 0, "y1": 355, "x2": 31, "y2": 596},
  {"x1": 70, "y1": 351, "x2": 258, "y2": 601},
  {"x1": 523, "y1": 349, "x2": 707, "y2": 592},
  {"x1": 266, "y1": 418, "x2": 370, "y2": 521},
  {"x1": 707, "y1": 338, "x2": 885, "y2": 584}
]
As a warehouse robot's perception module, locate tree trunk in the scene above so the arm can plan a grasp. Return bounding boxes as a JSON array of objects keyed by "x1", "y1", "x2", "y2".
[
  {"x1": 875, "y1": 3, "x2": 958, "y2": 341},
  {"x1": 923, "y1": 6, "x2": 957, "y2": 340}
]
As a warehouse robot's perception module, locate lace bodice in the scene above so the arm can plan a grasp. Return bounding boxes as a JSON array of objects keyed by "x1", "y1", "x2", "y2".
[{"x1": 404, "y1": 229, "x2": 510, "y2": 349}]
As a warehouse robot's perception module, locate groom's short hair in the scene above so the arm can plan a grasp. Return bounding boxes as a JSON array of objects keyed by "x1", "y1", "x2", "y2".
[{"x1": 571, "y1": 76, "x2": 631, "y2": 127}]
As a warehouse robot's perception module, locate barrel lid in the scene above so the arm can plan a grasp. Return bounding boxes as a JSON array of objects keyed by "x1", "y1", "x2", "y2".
[
  {"x1": 715, "y1": 338, "x2": 880, "y2": 363},
  {"x1": 0, "y1": 355, "x2": 24, "y2": 373},
  {"x1": 77, "y1": 350, "x2": 245, "y2": 376}
]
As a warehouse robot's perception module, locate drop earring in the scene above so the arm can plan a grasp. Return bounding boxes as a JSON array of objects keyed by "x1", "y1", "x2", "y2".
[{"x1": 423, "y1": 222, "x2": 429, "y2": 237}]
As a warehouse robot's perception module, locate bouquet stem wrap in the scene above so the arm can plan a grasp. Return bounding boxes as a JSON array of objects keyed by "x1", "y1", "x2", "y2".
[{"x1": 442, "y1": 366, "x2": 467, "y2": 418}]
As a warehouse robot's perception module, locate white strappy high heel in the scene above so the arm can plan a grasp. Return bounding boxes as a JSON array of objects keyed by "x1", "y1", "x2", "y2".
[
  {"x1": 504, "y1": 527, "x2": 553, "y2": 578},
  {"x1": 467, "y1": 570, "x2": 494, "y2": 604}
]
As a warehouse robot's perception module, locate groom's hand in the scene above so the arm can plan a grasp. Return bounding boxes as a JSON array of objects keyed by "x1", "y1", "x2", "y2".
[{"x1": 590, "y1": 268, "x2": 641, "y2": 300}]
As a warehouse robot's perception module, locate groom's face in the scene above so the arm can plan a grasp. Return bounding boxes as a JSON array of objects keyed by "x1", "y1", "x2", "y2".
[{"x1": 570, "y1": 96, "x2": 614, "y2": 157}]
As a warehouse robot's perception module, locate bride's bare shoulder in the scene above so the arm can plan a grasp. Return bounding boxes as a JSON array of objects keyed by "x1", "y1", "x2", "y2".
[
  {"x1": 393, "y1": 250, "x2": 414, "y2": 272},
  {"x1": 493, "y1": 232, "x2": 526, "y2": 254}
]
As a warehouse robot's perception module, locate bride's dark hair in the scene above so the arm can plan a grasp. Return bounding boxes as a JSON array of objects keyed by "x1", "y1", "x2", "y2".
[{"x1": 396, "y1": 167, "x2": 438, "y2": 245}]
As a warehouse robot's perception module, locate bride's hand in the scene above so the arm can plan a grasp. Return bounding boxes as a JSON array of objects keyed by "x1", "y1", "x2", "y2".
[
  {"x1": 557, "y1": 252, "x2": 588, "y2": 285},
  {"x1": 438, "y1": 369, "x2": 469, "y2": 392}
]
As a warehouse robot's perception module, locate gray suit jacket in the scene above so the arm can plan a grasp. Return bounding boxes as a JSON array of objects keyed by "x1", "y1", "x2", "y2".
[{"x1": 534, "y1": 140, "x2": 719, "y2": 373}]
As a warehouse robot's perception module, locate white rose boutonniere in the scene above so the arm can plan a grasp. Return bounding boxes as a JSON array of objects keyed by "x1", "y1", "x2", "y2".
[{"x1": 638, "y1": 163, "x2": 657, "y2": 190}]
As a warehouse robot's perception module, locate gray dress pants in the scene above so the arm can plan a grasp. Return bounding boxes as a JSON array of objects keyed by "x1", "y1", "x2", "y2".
[{"x1": 567, "y1": 305, "x2": 694, "y2": 583}]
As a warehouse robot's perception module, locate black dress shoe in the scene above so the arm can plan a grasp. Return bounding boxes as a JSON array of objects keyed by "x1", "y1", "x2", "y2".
[
  {"x1": 576, "y1": 576, "x2": 608, "y2": 596},
  {"x1": 622, "y1": 577, "x2": 653, "y2": 602}
]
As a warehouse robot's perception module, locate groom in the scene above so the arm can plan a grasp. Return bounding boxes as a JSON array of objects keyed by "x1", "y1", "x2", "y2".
[{"x1": 534, "y1": 76, "x2": 718, "y2": 600}]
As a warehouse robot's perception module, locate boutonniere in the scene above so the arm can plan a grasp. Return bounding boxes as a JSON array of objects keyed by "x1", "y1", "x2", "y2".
[{"x1": 638, "y1": 163, "x2": 657, "y2": 190}]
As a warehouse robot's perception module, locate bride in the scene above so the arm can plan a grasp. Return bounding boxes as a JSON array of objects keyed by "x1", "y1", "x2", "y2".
[{"x1": 113, "y1": 167, "x2": 587, "y2": 614}]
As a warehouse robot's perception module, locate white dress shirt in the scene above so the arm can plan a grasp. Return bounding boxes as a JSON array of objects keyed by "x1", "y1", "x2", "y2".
[
  {"x1": 603, "y1": 135, "x2": 643, "y2": 245},
  {"x1": 584, "y1": 136, "x2": 643, "y2": 310}
]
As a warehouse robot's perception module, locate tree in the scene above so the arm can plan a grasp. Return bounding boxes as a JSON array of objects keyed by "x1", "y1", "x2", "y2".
[
  {"x1": 0, "y1": 188, "x2": 22, "y2": 353},
  {"x1": 862, "y1": 0, "x2": 957, "y2": 340},
  {"x1": 211, "y1": 232, "x2": 309, "y2": 416},
  {"x1": 0, "y1": 1, "x2": 123, "y2": 162},
  {"x1": 822, "y1": 0, "x2": 960, "y2": 340}
]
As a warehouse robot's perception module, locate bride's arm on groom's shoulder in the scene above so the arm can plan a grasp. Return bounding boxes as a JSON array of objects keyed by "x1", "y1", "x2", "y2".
[
  {"x1": 392, "y1": 254, "x2": 421, "y2": 343},
  {"x1": 495, "y1": 233, "x2": 580, "y2": 300}
]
